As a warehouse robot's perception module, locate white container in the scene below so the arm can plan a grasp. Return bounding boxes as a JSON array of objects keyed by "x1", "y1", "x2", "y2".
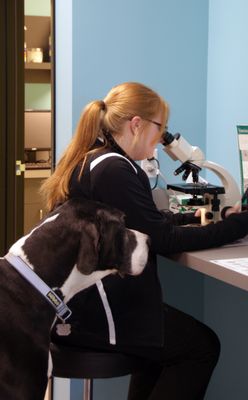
[{"x1": 26, "y1": 48, "x2": 43, "y2": 63}]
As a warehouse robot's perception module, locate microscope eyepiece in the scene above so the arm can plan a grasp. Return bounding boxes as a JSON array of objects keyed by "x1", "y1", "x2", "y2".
[{"x1": 161, "y1": 131, "x2": 180, "y2": 146}]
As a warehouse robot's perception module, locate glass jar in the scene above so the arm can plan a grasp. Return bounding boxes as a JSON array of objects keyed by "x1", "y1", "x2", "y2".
[{"x1": 26, "y1": 48, "x2": 43, "y2": 63}]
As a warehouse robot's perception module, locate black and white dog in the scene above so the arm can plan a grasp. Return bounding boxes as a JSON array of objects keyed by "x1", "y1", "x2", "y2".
[{"x1": 0, "y1": 198, "x2": 149, "y2": 400}]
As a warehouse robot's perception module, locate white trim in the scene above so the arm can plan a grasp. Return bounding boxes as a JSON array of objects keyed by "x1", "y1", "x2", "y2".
[
  {"x1": 96, "y1": 280, "x2": 116, "y2": 345},
  {"x1": 90, "y1": 152, "x2": 138, "y2": 174},
  {"x1": 55, "y1": 0, "x2": 72, "y2": 161},
  {"x1": 54, "y1": 1, "x2": 73, "y2": 399}
]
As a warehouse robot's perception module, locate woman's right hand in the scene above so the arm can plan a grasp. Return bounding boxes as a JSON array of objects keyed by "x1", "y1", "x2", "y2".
[{"x1": 222, "y1": 202, "x2": 241, "y2": 218}]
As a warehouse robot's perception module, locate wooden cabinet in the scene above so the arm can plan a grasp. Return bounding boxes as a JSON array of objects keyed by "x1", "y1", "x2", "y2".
[{"x1": 24, "y1": 171, "x2": 51, "y2": 234}]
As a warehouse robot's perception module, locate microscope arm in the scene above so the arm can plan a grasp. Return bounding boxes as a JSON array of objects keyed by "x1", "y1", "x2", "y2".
[{"x1": 201, "y1": 160, "x2": 241, "y2": 208}]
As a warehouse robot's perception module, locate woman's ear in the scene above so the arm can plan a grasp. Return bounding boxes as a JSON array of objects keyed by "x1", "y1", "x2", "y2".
[{"x1": 130, "y1": 116, "x2": 142, "y2": 136}]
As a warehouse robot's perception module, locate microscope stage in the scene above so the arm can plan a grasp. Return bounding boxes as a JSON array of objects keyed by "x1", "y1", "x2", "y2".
[{"x1": 167, "y1": 183, "x2": 225, "y2": 196}]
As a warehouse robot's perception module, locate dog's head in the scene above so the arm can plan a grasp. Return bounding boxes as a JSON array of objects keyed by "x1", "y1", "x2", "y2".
[
  {"x1": 76, "y1": 205, "x2": 149, "y2": 276},
  {"x1": 10, "y1": 199, "x2": 149, "y2": 286}
]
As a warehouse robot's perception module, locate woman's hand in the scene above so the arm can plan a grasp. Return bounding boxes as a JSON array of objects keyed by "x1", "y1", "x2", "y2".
[
  {"x1": 194, "y1": 202, "x2": 241, "y2": 219},
  {"x1": 223, "y1": 202, "x2": 241, "y2": 217},
  {"x1": 194, "y1": 208, "x2": 201, "y2": 218},
  {"x1": 194, "y1": 202, "x2": 241, "y2": 224}
]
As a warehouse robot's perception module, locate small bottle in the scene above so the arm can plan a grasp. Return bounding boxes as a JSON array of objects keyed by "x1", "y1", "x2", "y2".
[
  {"x1": 24, "y1": 25, "x2": 27, "y2": 62},
  {"x1": 24, "y1": 41, "x2": 27, "y2": 62},
  {"x1": 48, "y1": 34, "x2": 51, "y2": 61}
]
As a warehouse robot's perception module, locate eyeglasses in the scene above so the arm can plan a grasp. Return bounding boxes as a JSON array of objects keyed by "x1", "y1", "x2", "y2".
[
  {"x1": 128, "y1": 117, "x2": 162, "y2": 130},
  {"x1": 144, "y1": 119, "x2": 162, "y2": 129}
]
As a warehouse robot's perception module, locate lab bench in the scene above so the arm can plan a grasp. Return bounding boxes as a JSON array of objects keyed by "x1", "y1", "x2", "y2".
[
  {"x1": 170, "y1": 239, "x2": 248, "y2": 291},
  {"x1": 161, "y1": 240, "x2": 248, "y2": 399}
]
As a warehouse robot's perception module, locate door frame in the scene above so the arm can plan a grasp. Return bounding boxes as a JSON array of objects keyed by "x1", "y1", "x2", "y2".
[
  {"x1": 0, "y1": 0, "x2": 24, "y2": 255},
  {"x1": 0, "y1": 0, "x2": 7, "y2": 255}
]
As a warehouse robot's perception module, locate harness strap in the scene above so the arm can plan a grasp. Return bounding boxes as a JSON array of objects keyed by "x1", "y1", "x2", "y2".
[
  {"x1": 96, "y1": 279, "x2": 116, "y2": 345},
  {"x1": 4, "y1": 253, "x2": 72, "y2": 322}
]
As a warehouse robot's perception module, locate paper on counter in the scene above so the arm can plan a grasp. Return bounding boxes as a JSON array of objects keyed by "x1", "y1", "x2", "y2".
[{"x1": 211, "y1": 258, "x2": 248, "y2": 275}]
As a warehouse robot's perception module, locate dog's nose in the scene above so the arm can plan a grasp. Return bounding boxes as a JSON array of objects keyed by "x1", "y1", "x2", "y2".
[
  {"x1": 126, "y1": 229, "x2": 150, "y2": 276},
  {"x1": 140, "y1": 232, "x2": 151, "y2": 250}
]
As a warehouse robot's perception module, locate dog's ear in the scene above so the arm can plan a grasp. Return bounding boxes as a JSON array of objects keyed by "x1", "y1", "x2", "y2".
[
  {"x1": 96, "y1": 208, "x2": 125, "y2": 264},
  {"x1": 96, "y1": 207, "x2": 125, "y2": 226},
  {"x1": 76, "y1": 223, "x2": 99, "y2": 275}
]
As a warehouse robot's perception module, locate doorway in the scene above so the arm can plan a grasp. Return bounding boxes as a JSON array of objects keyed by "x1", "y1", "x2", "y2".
[
  {"x1": 0, "y1": 0, "x2": 55, "y2": 252},
  {"x1": 24, "y1": 0, "x2": 55, "y2": 234}
]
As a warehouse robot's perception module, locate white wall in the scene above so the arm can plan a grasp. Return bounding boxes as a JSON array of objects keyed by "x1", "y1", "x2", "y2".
[
  {"x1": 55, "y1": 0, "x2": 72, "y2": 161},
  {"x1": 53, "y1": 3, "x2": 72, "y2": 397}
]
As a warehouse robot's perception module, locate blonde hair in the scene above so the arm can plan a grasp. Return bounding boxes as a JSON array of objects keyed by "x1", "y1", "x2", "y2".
[{"x1": 41, "y1": 82, "x2": 169, "y2": 211}]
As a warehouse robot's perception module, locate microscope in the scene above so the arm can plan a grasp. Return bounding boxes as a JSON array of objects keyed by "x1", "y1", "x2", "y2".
[{"x1": 159, "y1": 131, "x2": 241, "y2": 221}]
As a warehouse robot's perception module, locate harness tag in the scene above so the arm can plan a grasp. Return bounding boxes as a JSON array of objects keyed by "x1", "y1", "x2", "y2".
[{"x1": 56, "y1": 323, "x2": 72, "y2": 336}]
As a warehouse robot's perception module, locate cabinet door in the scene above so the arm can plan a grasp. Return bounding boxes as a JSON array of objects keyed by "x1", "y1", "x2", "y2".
[
  {"x1": 0, "y1": 0, "x2": 24, "y2": 255},
  {"x1": 24, "y1": 177, "x2": 50, "y2": 234}
]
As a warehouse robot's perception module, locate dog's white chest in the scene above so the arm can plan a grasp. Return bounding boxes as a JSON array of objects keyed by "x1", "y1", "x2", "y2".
[{"x1": 61, "y1": 266, "x2": 116, "y2": 303}]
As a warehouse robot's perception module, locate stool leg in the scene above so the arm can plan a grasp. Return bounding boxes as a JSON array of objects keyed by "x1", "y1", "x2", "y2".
[{"x1": 83, "y1": 378, "x2": 93, "y2": 400}]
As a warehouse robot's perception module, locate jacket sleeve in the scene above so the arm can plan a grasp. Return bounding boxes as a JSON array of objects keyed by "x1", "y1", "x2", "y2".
[
  {"x1": 160, "y1": 210, "x2": 201, "y2": 226},
  {"x1": 89, "y1": 157, "x2": 248, "y2": 256}
]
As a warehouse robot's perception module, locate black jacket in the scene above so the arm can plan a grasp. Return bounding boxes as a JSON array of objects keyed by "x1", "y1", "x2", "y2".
[{"x1": 52, "y1": 145, "x2": 248, "y2": 348}]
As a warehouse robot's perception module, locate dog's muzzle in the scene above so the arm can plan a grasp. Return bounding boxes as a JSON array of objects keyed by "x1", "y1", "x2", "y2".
[{"x1": 128, "y1": 229, "x2": 149, "y2": 276}]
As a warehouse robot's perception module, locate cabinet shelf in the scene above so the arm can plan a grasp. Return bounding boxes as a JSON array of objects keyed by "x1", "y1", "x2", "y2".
[
  {"x1": 24, "y1": 169, "x2": 51, "y2": 179},
  {"x1": 25, "y1": 63, "x2": 51, "y2": 83},
  {"x1": 25, "y1": 62, "x2": 51, "y2": 70}
]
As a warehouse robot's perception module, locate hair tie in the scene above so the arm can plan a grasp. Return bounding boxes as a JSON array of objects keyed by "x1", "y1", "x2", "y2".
[{"x1": 101, "y1": 100, "x2": 106, "y2": 111}]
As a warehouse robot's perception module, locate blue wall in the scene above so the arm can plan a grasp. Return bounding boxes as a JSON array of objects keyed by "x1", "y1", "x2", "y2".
[
  {"x1": 69, "y1": 1, "x2": 208, "y2": 399},
  {"x1": 206, "y1": 0, "x2": 248, "y2": 188},
  {"x1": 72, "y1": 0, "x2": 209, "y2": 182}
]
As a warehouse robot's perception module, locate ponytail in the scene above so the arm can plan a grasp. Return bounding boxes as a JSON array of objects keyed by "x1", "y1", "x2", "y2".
[{"x1": 40, "y1": 100, "x2": 106, "y2": 211}]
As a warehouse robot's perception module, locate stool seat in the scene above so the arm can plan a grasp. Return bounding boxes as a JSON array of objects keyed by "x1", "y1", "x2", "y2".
[{"x1": 50, "y1": 343, "x2": 144, "y2": 379}]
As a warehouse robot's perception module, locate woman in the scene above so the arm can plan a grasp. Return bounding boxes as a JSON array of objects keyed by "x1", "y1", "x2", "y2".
[{"x1": 42, "y1": 82, "x2": 248, "y2": 399}]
